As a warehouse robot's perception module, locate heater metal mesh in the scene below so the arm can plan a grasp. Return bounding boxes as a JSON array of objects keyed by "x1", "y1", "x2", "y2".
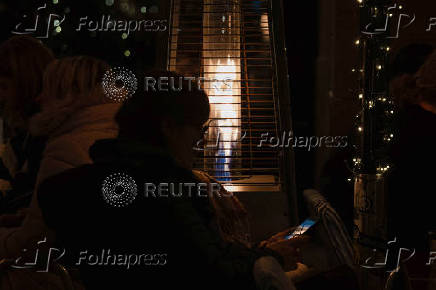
[{"x1": 168, "y1": 0, "x2": 281, "y2": 190}]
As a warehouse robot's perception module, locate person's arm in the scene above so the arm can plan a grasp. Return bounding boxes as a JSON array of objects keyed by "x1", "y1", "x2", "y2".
[{"x1": 170, "y1": 196, "x2": 284, "y2": 289}]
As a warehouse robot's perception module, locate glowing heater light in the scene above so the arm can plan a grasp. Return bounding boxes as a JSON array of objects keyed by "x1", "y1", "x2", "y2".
[{"x1": 203, "y1": 0, "x2": 241, "y2": 181}]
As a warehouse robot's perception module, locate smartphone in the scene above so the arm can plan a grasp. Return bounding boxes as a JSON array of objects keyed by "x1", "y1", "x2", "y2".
[{"x1": 284, "y1": 218, "x2": 317, "y2": 240}]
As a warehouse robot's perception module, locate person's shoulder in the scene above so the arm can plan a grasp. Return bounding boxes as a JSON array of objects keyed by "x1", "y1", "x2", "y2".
[{"x1": 38, "y1": 164, "x2": 101, "y2": 191}]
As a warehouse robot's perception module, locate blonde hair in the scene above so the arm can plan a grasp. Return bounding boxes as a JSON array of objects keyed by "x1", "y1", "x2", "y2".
[
  {"x1": 39, "y1": 56, "x2": 113, "y2": 110},
  {"x1": 0, "y1": 36, "x2": 54, "y2": 131},
  {"x1": 392, "y1": 50, "x2": 436, "y2": 107}
]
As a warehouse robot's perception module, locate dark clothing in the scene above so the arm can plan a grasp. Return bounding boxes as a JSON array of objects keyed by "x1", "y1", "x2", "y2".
[
  {"x1": 37, "y1": 139, "x2": 277, "y2": 290},
  {"x1": 388, "y1": 104, "x2": 436, "y2": 250},
  {"x1": 0, "y1": 132, "x2": 46, "y2": 213}
]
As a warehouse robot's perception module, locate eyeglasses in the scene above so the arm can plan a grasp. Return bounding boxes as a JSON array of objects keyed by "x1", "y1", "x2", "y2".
[{"x1": 200, "y1": 119, "x2": 212, "y2": 136}]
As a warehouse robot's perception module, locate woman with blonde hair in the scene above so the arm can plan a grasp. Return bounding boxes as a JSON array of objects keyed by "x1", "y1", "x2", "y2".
[
  {"x1": 30, "y1": 56, "x2": 121, "y2": 184},
  {"x1": 0, "y1": 56, "x2": 120, "y2": 290}
]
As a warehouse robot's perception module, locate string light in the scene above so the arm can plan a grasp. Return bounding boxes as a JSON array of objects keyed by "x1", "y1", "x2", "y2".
[{"x1": 351, "y1": 1, "x2": 395, "y2": 181}]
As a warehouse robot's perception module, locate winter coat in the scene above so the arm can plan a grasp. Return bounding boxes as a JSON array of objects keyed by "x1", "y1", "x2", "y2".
[{"x1": 0, "y1": 103, "x2": 119, "y2": 290}]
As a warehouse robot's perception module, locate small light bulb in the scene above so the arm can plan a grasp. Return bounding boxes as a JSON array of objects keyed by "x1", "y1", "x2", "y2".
[
  {"x1": 121, "y1": 33, "x2": 128, "y2": 39},
  {"x1": 359, "y1": 93, "x2": 363, "y2": 99},
  {"x1": 355, "y1": 39, "x2": 360, "y2": 45},
  {"x1": 377, "y1": 65, "x2": 382, "y2": 70},
  {"x1": 358, "y1": 127, "x2": 363, "y2": 132},
  {"x1": 386, "y1": 46, "x2": 390, "y2": 52},
  {"x1": 124, "y1": 50, "x2": 131, "y2": 57}
]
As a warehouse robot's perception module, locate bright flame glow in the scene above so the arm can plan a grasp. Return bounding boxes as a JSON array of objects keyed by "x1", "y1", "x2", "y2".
[
  {"x1": 206, "y1": 57, "x2": 241, "y2": 177},
  {"x1": 203, "y1": 0, "x2": 241, "y2": 180}
]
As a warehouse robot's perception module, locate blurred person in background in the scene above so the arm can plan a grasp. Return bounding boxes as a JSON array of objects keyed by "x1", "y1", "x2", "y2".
[
  {"x1": 389, "y1": 45, "x2": 436, "y2": 250},
  {"x1": 0, "y1": 36, "x2": 54, "y2": 213},
  {"x1": 0, "y1": 56, "x2": 120, "y2": 290}
]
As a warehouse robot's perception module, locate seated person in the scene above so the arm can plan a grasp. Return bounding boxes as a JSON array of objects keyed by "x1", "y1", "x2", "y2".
[{"x1": 37, "y1": 70, "x2": 300, "y2": 290}]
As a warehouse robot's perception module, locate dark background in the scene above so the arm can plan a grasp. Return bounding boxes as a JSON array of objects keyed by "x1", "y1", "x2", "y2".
[{"x1": 2, "y1": 0, "x2": 436, "y2": 230}]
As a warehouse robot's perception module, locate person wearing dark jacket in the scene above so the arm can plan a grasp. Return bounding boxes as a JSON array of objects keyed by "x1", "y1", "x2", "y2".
[
  {"x1": 37, "y1": 71, "x2": 297, "y2": 290},
  {"x1": 389, "y1": 48, "x2": 436, "y2": 250}
]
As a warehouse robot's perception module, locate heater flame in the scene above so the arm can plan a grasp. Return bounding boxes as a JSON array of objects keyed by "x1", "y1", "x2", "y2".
[{"x1": 205, "y1": 56, "x2": 241, "y2": 180}]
